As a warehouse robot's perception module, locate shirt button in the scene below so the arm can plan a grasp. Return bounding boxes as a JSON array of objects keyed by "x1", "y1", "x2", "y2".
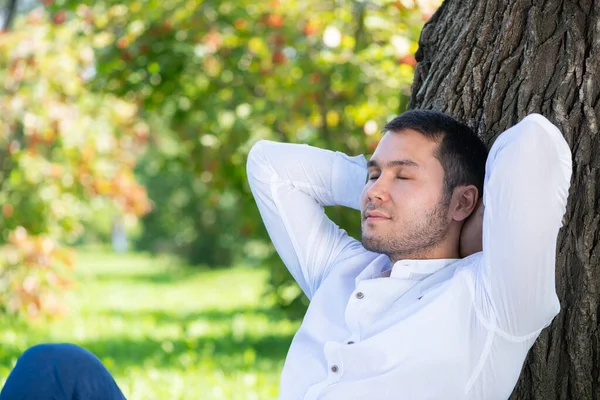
[
  {"x1": 347, "y1": 341, "x2": 355, "y2": 345},
  {"x1": 331, "y1": 365, "x2": 339, "y2": 373},
  {"x1": 355, "y1": 292, "x2": 364, "y2": 299}
]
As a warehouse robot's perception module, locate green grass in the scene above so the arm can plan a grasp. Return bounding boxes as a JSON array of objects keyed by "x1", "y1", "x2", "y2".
[{"x1": 0, "y1": 249, "x2": 299, "y2": 399}]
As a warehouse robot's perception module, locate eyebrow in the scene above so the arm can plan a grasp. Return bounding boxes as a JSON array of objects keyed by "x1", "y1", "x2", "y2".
[{"x1": 367, "y1": 159, "x2": 420, "y2": 169}]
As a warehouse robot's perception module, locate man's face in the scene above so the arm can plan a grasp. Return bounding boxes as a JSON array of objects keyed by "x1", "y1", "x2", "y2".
[{"x1": 360, "y1": 129, "x2": 451, "y2": 260}]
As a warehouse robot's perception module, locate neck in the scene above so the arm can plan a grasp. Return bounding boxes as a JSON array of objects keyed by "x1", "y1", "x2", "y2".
[{"x1": 389, "y1": 229, "x2": 461, "y2": 264}]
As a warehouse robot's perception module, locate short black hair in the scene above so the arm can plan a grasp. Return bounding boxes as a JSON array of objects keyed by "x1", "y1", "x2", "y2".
[{"x1": 383, "y1": 109, "x2": 488, "y2": 201}]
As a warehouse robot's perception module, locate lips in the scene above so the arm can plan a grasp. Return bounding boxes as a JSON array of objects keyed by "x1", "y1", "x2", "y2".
[{"x1": 364, "y1": 210, "x2": 391, "y2": 221}]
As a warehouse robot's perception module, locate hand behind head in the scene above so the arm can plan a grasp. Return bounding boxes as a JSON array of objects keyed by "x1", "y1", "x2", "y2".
[{"x1": 459, "y1": 199, "x2": 484, "y2": 258}]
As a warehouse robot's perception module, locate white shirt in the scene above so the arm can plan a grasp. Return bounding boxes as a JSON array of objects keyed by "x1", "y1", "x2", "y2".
[{"x1": 246, "y1": 114, "x2": 572, "y2": 400}]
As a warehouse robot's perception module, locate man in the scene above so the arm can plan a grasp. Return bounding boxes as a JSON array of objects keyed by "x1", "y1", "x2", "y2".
[
  {"x1": 0, "y1": 111, "x2": 571, "y2": 400},
  {"x1": 245, "y1": 110, "x2": 572, "y2": 399}
]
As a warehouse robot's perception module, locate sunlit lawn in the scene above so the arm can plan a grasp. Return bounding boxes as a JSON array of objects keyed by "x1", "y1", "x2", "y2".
[{"x1": 0, "y1": 249, "x2": 299, "y2": 399}]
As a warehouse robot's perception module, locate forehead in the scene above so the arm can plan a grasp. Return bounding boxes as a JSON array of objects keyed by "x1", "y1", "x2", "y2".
[{"x1": 371, "y1": 129, "x2": 441, "y2": 167}]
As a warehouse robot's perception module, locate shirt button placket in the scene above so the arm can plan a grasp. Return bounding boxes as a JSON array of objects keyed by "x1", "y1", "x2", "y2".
[
  {"x1": 345, "y1": 286, "x2": 365, "y2": 346},
  {"x1": 346, "y1": 292, "x2": 365, "y2": 344},
  {"x1": 323, "y1": 342, "x2": 343, "y2": 385}
]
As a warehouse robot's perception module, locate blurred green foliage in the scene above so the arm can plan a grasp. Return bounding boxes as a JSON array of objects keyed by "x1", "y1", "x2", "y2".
[
  {"x1": 0, "y1": 8, "x2": 150, "y2": 318},
  {"x1": 2, "y1": 0, "x2": 439, "y2": 318}
]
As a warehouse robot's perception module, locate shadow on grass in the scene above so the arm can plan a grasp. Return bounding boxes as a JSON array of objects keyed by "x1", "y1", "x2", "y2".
[
  {"x1": 78, "y1": 330, "x2": 294, "y2": 374},
  {"x1": 1, "y1": 334, "x2": 293, "y2": 376},
  {"x1": 87, "y1": 306, "x2": 295, "y2": 373},
  {"x1": 90, "y1": 305, "x2": 289, "y2": 325},
  {"x1": 0, "y1": 306, "x2": 296, "y2": 375}
]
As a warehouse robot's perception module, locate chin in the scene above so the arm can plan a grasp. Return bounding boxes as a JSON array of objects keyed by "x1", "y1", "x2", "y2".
[
  {"x1": 361, "y1": 234, "x2": 379, "y2": 251},
  {"x1": 362, "y1": 224, "x2": 382, "y2": 238}
]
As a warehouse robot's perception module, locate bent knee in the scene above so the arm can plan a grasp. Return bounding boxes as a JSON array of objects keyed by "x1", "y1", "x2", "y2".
[{"x1": 20, "y1": 343, "x2": 93, "y2": 364}]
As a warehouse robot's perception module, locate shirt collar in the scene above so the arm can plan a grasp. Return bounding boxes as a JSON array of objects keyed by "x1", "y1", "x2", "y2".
[{"x1": 372, "y1": 258, "x2": 459, "y2": 281}]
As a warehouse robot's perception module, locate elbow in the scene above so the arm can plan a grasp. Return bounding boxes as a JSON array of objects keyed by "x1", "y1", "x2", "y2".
[
  {"x1": 247, "y1": 140, "x2": 268, "y2": 167},
  {"x1": 543, "y1": 289, "x2": 561, "y2": 321},
  {"x1": 518, "y1": 115, "x2": 572, "y2": 181},
  {"x1": 529, "y1": 291, "x2": 561, "y2": 334},
  {"x1": 246, "y1": 140, "x2": 277, "y2": 184}
]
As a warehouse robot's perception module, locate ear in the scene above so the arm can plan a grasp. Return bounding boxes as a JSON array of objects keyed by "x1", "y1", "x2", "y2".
[{"x1": 449, "y1": 185, "x2": 479, "y2": 222}]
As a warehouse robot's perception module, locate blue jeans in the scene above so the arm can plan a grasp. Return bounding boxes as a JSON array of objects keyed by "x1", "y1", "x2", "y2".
[{"x1": 1, "y1": 344, "x2": 126, "y2": 400}]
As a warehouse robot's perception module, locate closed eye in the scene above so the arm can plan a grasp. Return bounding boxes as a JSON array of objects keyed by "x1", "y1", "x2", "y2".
[{"x1": 367, "y1": 171, "x2": 380, "y2": 180}]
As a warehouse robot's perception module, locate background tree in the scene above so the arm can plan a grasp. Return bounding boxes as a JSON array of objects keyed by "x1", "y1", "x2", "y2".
[
  {"x1": 40, "y1": 0, "x2": 437, "y2": 311},
  {"x1": 0, "y1": 8, "x2": 150, "y2": 318},
  {"x1": 1, "y1": 0, "x2": 19, "y2": 30},
  {"x1": 410, "y1": 1, "x2": 599, "y2": 399}
]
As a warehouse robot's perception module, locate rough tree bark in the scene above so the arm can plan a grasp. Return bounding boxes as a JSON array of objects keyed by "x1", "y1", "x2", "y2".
[{"x1": 409, "y1": 1, "x2": 599, "y2": 398}]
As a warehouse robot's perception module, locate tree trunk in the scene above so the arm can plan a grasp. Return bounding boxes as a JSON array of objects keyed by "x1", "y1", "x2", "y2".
[
  {"x1": 409, "y1": 1, "x2": 599, "y2": 399},
  {"x1": 2, "y1": 0, "x2": 19, "y2": 30}
]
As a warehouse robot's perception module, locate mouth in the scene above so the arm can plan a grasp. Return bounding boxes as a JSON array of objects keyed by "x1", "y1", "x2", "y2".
[
  {"x1": 363, "y1": 211, "x2": 391, "y2": 222},
  {"x1": 365, "y1": 216, "x2": 390, "y2": 222}
]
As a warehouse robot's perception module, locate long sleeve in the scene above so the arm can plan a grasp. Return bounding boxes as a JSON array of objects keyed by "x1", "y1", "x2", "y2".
[
  {"x1": 246, "y1": 140, "x2": 369, "y2": 299},
  {"x1": 478, "y1": 114, "x2": 572, "y2": 338}
]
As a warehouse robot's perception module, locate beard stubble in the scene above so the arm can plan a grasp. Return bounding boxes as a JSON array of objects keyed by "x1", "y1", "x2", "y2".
[{"x1": 361, "y1": 197, "x2": 451, "y2": 260}]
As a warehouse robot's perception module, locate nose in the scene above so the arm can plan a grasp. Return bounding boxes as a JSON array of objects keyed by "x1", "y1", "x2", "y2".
[{"x1": 366, "y1": 177, "x2": 390, "y2": 204}]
